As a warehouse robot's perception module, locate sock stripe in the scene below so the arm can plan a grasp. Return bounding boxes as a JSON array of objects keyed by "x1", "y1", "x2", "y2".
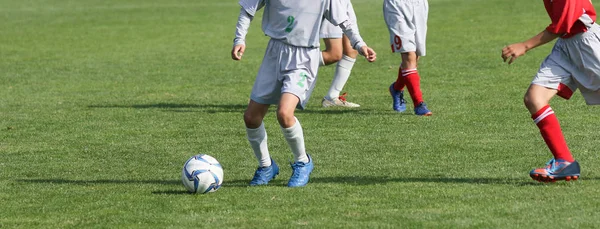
[
  {"x1": 401, "y1": 68, "x2": 417, "y2": 77},
  {"x1": 533, "y1": 107, "x2": 554, "y2": 124}
]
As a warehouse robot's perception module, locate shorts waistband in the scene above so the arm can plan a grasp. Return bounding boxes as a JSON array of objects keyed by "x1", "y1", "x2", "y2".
[{"x1": 569, "y1": 23, "x2": 600, "y2": 40}]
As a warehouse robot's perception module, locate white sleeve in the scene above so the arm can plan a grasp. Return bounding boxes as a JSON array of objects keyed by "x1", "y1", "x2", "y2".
[
  {"x1": 324, "y1": 0, "x2": 367, "y2": 52},
  {"x1": 239, "y1": 0, "x2": 265, "y2": 17},
  {"x1": 338, "y1": 20, "x2": 366, "y2": 51},
  {"x1": 234, "y1": 8, "x2": 253, "y2": 46}
]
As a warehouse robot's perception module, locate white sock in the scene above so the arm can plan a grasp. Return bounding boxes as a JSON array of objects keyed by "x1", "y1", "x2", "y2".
[
  {"x1": 326, "y1": 55, "x2": 355, "y2": 100},
  {"x1": 281, "y1": 117, "x2": 308, "y2": 163},
  {"x1": 246, "y1": 122, "x2": 271, "y2": 167},
  {"x1": 319, "y1": 52, "x2": 325, "y2": 66}
]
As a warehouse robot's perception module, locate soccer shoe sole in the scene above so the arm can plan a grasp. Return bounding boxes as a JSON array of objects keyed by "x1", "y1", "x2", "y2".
[{"x1": 530, "y1": 173, "x2": 579, "y2": 183}]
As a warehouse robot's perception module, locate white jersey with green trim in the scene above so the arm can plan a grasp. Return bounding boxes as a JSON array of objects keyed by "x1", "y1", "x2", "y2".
[{"x1": 239, "y1": 0, "x2": 356, "y2": 48}]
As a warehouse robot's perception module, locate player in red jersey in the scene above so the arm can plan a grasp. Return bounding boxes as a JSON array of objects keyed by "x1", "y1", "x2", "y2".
[{"x1": 502, "y1": 0, "x2": 600, "y2": 182}]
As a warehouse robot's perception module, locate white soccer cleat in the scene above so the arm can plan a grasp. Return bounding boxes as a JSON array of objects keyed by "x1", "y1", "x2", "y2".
[{"x1": 321, "y1": 93, "x2": 360, "y2": 108}]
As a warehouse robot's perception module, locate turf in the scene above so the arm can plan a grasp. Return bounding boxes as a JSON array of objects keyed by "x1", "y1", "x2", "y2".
[{"x1": 2, "y1": 0, "x2": 600, "y2": 228}]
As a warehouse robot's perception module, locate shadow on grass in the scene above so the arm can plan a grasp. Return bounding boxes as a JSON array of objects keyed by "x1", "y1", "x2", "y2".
[
  {"x1": 312, "y1": 176, "x2": 600, "y2": 186},
  {"x1": 310, "y1": 176, "x2": 525, "y2": 185},
  {"x1": 88, "y1": 103, "x2": 246, "y2": 113},
  {"x1": 226, "y1": 176, "x2": 597, "y2": 186},
  {"x1": 151, "y1": 190, "x2": 191, "y2": 195},
  {"x1": 17, "y1": 178, "x2": 195, "y2": 195},
  {"x1": 87, "y1": 103, "x2": 386, "y2": 115},
  {"x1": 21, "y1": 176, "x2": 588, "y2": 191},
  {"x1": 17, "y1": 178, "x2": 180, "y2": 185}
]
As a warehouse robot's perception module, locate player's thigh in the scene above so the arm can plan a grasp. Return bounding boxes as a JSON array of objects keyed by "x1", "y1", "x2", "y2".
[
  {"x1": 532, "y1": 51, "x2": 577, "y2": 101},
  {"x1": 281, "y1": 69, "x2": 315, "y2": 108},
  {"x1": 279, "y1": 45, "x2": 320, "y2": 109},
  {"x1": 322, "y1": 38, "x2": 343, "y2": 64},
  {"x1": 250, "y1": 41, "x2": 283, "y2": 105},
  {"x1": 277, "y1": 93, "x2": 300, "y2": 116}
]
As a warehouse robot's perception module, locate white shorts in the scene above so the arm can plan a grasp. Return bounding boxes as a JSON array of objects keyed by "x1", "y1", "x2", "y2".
[
  {"x1": 533, "y1": 23, "x2": 600, "y2": 105},
  {"x1": 320, "y1": 0, "x2": 357, "y2": 39},
  {"x1": 383, "y1": 0, "x2": 428, "y2": 56},
  {"x1": 250, "y1": 39, "x2": 320, "y2": 109}
]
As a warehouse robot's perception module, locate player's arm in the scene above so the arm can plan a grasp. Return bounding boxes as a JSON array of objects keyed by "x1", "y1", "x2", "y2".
[
  {"x1": 502, "y1": 0, "x2": 582, "y2": 64},
  {"x1": 231, "y1": 8, "x2": 253, "y2": 60},
  {"x1": 501, "y1": 30, "x2": 560, "y2": 64},
  {"x1": 324, "y1": 0, "x2": 376, "y2": 62},
  {"x1": 337, "y1": 21, "x2": 376, "y2": 62},
  {"x1": 231, "y1": 0, "x2": 264, "y2": 60}
]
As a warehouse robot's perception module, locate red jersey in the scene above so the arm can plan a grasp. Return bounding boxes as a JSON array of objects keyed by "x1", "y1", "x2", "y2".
[{"x1": 544, "y1": 0, "x2": 597, "y2": 38}]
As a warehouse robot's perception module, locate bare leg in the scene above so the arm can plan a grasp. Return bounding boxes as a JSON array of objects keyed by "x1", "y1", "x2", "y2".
[
  {"x1": 523, "y1": 84, "x2": 557, "y2": 115},
  {"x1": 321, "y1": 38, "x2": 343, "y2": 65},
  {"x1": 524, "y1": 84, "x2": 574, "y2": 165},
  {"x1": 322, "y1": 36, "x2": 359, "y2": 107}
]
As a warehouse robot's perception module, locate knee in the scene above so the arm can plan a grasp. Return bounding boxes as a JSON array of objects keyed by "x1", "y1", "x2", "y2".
[
  {"x1": 276, "y1": 110, "x2": 295, "y2": 128},
  {"x1": 401, "y1": 53, "x2": 419, "y2": 69},
  {"x1": 243, "y1": 111, "x2": 261, "y2": 129},
  {"x1": 523, "y1": 93, "x2": 539, "y2": 113},
  {"x1": 343, "y1": 48, "x2": 358, "y2": 59},
  {"x1": 523, "y1": 94, "x2": 532, "y2": 108},
  {"x1": 324, "y1": 50, "x2": 343, "y2": 63}
]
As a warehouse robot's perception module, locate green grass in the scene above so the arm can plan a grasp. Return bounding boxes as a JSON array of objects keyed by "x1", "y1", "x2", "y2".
[{"x1": 2, "y1": 0, "x2": 600, "y2": 228}]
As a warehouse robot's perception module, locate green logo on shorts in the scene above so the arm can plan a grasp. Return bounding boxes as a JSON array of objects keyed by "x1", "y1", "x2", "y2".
[{"x1": 297, "y1": 72, "x2": 308, "y2": 87}]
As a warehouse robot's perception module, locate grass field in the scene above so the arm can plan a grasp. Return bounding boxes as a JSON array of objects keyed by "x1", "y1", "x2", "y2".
[{"x1": 2, "y1": 0, "x2": 600, "y2": 228}]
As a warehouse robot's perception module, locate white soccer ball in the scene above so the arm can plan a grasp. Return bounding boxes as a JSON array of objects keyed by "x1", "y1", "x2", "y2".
[{"x1": 181, "y1": 154, "x2": 224, "y2": 194}]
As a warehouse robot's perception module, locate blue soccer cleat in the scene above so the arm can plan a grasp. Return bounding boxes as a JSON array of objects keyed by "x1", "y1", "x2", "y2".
[
  {"x1": 389, "y1": 83, "x2": 407, "y2": 112},
  {"x1": 249, "y1": 158, "x2": 279, "y2": 186},
  {"x1": 414, "y1": 102, "x2": 432, "y2": 116},
  {"x1": 287, "y1": 154, "x2": 314, "y2": 187},
  {"x1": 530, "y1": 158, "x2": 580, "y2": 182}
]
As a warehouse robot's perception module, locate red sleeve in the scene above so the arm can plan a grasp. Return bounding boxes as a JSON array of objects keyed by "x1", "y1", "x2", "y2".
[{"x1": 544, "y1": 0, "x2": 581, "y2": 34}]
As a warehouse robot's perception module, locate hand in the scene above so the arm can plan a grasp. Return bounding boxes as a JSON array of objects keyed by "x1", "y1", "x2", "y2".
[
  {"x1": 501, "y1": 43, "x2": 527, "y2": 64},
  {"x1": 231, "y1": 44, "x2": 246, "y2": 60},
  {"x1": 360, "y1": 46, "x2": 377, "y2": 62}
]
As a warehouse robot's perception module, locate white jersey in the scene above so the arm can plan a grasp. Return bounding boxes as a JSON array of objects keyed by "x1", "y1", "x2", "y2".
[
  {"x1": 320, "y1": 0, "x2": 357, "y2": 39},
  {"x1": 238, "y1": 0, "x2": 364, "y2": 48}
]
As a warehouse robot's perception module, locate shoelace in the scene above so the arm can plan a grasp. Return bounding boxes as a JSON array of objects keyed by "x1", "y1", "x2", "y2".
[
  {"x1": 544, "y1": 159, "x2": 569, "y2": 172},
  {"x1": 289, "y1": 162, "x2": 306, "y2": 179},
  {"x1": 253, "y1": 167, "x2": 270, "y2": 181}
]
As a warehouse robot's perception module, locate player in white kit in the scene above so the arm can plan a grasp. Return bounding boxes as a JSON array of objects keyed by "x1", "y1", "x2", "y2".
[
  {"x1": 231, "y1": 0, "x2": 376, "y2": 187},
  {"x1": 384, "y1": 0, "x2": 432, "y2": 116},
  {"x1": 319, "y1": 0, "x2": 361, "y2": 108}
]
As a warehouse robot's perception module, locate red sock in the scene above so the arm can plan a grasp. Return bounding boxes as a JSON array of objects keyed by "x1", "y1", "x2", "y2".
[
  {"x1": 393, "y1": 67, "x2": 406, "y2": 91},
  {"x1": 532, "y1": 105, "x2": 574, "y2": 162},
  {"x1": 403, "y1": 69, "x2": 424, "y2": 107}
]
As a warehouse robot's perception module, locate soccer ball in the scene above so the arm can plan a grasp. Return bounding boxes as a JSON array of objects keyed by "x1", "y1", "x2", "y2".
[{"x1": 181, "y1": 154, "x2": 224, "y2": 194}]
